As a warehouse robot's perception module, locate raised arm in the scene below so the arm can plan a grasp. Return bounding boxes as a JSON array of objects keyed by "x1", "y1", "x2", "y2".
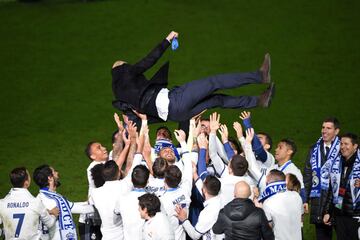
[
  {"x1": 209, "y1": 112, "x2": 227, "y2": 177},
  {"x1": 218, "y1": 124, "x2": 235, "y2": 161},
  {"x1": 132, "y1": 31, "x2": 178, "y2": 74},
  {"x1": 240, "y1": 111, "x2": 267, "y2": 162},
  {"x1": 124, "y1": 121, "x2": 138, "y2": 176}
]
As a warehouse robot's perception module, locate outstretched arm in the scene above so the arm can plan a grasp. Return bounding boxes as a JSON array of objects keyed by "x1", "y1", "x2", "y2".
[
  {"x1": 132, "y1": 31, "x2": 178, "y2": 74},
  {"x1": 240, "y1": 111, "x2": 267, "y2": 162}
]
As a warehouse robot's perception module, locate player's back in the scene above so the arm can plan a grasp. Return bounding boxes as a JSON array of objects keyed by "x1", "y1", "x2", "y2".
[{"x1": 0, "y1": 188, "x2": 54, "y2": 240}]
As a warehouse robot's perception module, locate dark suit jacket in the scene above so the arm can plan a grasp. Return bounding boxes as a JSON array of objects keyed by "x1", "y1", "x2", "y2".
[{"x1": 112, "y1": 39, "x2": 170, "y2": 119}]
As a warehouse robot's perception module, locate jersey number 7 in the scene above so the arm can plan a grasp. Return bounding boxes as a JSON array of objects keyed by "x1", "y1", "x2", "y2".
[{"x1": 13, "y1": 213, "x2": 25, "y2": 238}]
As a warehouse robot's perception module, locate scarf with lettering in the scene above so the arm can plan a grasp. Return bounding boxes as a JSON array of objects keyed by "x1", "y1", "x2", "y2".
[
  {"x1": 310, "y1": 137, "x2": 340, "y2": 198},
  {"x1": 322, "y1": 149, "x2": 360, "y2": 209},
  {"x1": 40, "y1": 188, "x2": 77, "y2": 240},
  {"x1": 258, "y1": 181, "x2": 287, "y2": 203}
]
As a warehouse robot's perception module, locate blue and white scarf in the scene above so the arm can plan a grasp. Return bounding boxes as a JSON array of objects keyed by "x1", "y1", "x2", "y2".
[
  {"x1": 310, "y1": 137, "x2": 340, "y2": 198},
  {"x1": 154, "y1": 139, "x2": 180, "y2": 160},
  {"x1": 258, "y1": 181, "x2": 287, "y2": 203},
  {"x1": 322, "y1": 149, "x2": 360, "y2": 209},
  {"x1": 40, "y1": 188, "x2": 77, "y2": 240}
]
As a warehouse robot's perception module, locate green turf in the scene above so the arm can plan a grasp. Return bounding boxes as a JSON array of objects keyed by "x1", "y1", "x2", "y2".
[{"x1": 1, "y1": 0, "x2": 359, "y2": 238}]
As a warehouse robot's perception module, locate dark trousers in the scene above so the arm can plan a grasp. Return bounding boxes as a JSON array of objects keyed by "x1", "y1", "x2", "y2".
[
  {"x1": 168, "y1": 71, "x2": 262, "y2": 121},
  {"x1": 314, "y1": 223, "x2": 332, "y2": 240},
  {"x1": 78, "y1": 222, "x2": 102, "y2": 240},
  {"x1": 335, "y1": 215, "x2": 360, "y2": 240}
]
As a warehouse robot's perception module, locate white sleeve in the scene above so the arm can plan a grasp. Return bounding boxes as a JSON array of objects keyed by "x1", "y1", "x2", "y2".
[
  {"x1": 182, "y1": 220, "x2": 203, "y2": 239},
  {"x1": 209, "y1": 133, "x2": 227, "y2": 177},
  {"x1": 240, "y1": 137, "x2": 263, "y2": 183},
  {"x1": 70, "y1": 201, "x2": 94, "y2": 214},
  {"x1": 181, "y1": 151, "x2": 195, "y2": 197},
  {"x1": 215, "y1": 136, "x2": 229, "y2": 163},
  {"x1": 36, "y1": 199, "x2": 56, "y2": 229},
  {"x1": 262, "y1": 202, "x2": 273, "y2": 222}
]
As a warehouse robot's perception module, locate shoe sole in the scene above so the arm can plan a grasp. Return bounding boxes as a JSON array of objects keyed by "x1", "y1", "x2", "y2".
[{"x1": 265, "y1": 82, "x2": 275, "y2": 107}]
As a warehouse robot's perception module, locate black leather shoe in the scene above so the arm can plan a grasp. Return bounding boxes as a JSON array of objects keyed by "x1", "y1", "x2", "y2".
[
  {"x1": 258, "y1": 82, "x2": 275, "y2": 107},
  {"x1": 260, "y1": 53, "x2": 271, "y2": 83}
]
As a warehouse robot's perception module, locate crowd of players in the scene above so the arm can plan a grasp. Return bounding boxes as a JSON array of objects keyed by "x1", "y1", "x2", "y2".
[{"x1": 0, "y1": 111, "x2": 359, "y2": 240}]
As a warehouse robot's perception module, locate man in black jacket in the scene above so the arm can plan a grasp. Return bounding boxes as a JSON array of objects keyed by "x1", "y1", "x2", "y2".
[
  {"x1": 323, "y1": 133, "x2": 360, "y2": 240},
  {"x1": 303, "y1": 117, "x2": 340, "y2": 240},
  {"x1": 111, "y1": 31, "x2": 274, "y2": 127},
  {"x1": 212, "y1": 181, "x2": 274, "y2": 240}
]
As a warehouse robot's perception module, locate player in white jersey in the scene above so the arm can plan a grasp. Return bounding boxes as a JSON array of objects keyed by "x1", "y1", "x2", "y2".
[
  {"x1": 90, "y1": 160, "x2": 134, "y2": 240},
  {"x1": 262, "y1": 170, "x2": 302, "y2": 240},
  {"x1": 176, "y1": 175, "x2": 222, "y2": 240},
  {"x1": 0, "y1": 167, "x2": 58, "y2": 240},
  {"x1": 114, "y1": 164, "x2": 150, "y2": 240},
  {"x1": 160, "y1": 130, "x2": 193, "y2": 240},
  {"x1": 145, "y1": 158, "x2": 167, "y2": 197},
  {"x1": 33, "y1": 165, "x2": 94, "y2": 240},
  {"x1": 138, "y1": 193, "x2": 174, "y2": 240}
]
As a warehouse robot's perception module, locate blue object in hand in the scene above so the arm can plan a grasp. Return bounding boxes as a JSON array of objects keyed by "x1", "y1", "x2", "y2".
[{"x1": 172, "y1": 37, "x2": 179, "y2": 50}]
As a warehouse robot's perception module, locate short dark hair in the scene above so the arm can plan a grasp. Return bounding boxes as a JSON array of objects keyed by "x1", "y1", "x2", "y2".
[
  {"x1": 33, "y1": 165, "x2": 53, "y2": 188},
  {"x1": 156, "y1": 126, "x2": 172, "y2": 140},
  {"x1": 164, "y1": 165, "x2": 182, "y2": 188},
  {"x1": 203, "y1": 175, "x2": 221, "y2": 196},
  {"x1": 341, "y1": 133, "x2": 359, "y2": 146},
  {"x1": 267, "y1": 169, "x2": 285, "y2": 184},
  {"x1": 153, "y1": 158, "x2": 168, "y2": 178},
  {"x1": 230, "y1": 155, "x2": 248, "y2": 176},
  {"x1": 132, "y1": 165, "x2": 150, "y2": 188},
  {"x1": 286, "y1": 173, "x2": 301, "y2": 193},
  {"x1": 102, "y1": 160, "x2": 119, "y2": 182},
  {"x1": 10, "y1": 167, "x2": 28, "y2": 188},
  {"x1": 280, "y1": 138, "x2": 297, "y2": 158},
  {"x1": 257, "y1": 132, "x2": 273, "y2": 151},
  {"x1": 138, "y1": 193, "x2": 161, "y2": 218},
  {"x1": 323, "y1": 117, "x2": 340, "y2": 129},
  {"x1": 85, "y1": 141, "x2": 97, "y2": 160},
  {"x1": 91, "y1": 163, "x2": 105, "y2": 188}
]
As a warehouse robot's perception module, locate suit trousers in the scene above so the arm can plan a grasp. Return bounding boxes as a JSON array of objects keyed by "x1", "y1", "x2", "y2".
[{"x1": 168, "y1": 71, "x2": 261, "y2": 121}]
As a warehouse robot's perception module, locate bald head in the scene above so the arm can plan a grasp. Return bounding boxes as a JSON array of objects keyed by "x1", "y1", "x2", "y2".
[{"x1": 234, "y1": 181, "x2": 251, "y2": 199}]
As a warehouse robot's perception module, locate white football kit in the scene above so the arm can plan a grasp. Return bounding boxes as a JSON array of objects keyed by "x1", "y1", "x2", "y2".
[{"x1": 0, "y1": 188, "x2": 56, "y2": 240}]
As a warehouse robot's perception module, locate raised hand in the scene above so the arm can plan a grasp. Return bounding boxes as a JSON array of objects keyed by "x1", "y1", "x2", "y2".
[
  {"x1": 174, "y1": 129, "x2": 187, "y2": 143},
  {"x1": 218, "y1": 124, "x2": 229, "y2": 143},
  {"x1": 245, "y1": 128, "x2": 255, "y2": 144},
  {"x1": 126, "y1": 121, "x2": 137, "y2": 139},
  {"x1": 132, "y1": 109, "x2": 147, "y2": 121},
  {"x1": 233, "y1": 121, "x2": 244, "y2": 139},
  {"x1": 209, "y1": 112, "x2": 221, "y2": 134},
  {"x1": 166, "y1": 31, "x2": 179, "y2": 42},
  {"x1": 239, "y1": 111, "x2": 251, "y2": 120},
  {"x1": 197, "y1": 133, "x2": 209, "y2": 149},
  {"x1": 114, "y1": 113, "x2": 124, "y2": 132}
]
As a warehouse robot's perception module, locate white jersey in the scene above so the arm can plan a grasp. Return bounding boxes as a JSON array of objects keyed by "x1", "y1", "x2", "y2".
[
  {"x1": 182, "y1": 196, "x2": 222, "y2": 240},
  {"x1": 37, "y1": 191, "x2": 94, "y2": 240},
  {"x1": 160, "y1": 187, "x2": 191, "y2": 240},
  {"x1": 0, "y1": 188, "x2": 56, "y2": 240},
  {"x1": 219, "y1": 172, "x2": 255, "y2": 207},
  {"x1": 145, "y1": 177, "x2": 166, "y2": 197},
  {"x1": 275, "y1": 160, "x2": 304, "y2": 188},
  {"x1": 115, "y1": 189, "x2": 147, "y2": 240},
  {"x1": 257, "y1": 151, "x2": 275, "y2": 174},
  {"x1": 160, "y1": 151, "x2": 193, "y2": 240},
  {"x1": 90, "y1": 179, "x2": 132, "y2": 240},
  {"x1": 142, "y1": 212, "x2": 175, "y2": 240},
  {"x1": 263, "y1": 191, "x2": 302, "y2": 240},
  {"x1": 79, "y1": 160, "x2": 105, "y2": 223}
]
